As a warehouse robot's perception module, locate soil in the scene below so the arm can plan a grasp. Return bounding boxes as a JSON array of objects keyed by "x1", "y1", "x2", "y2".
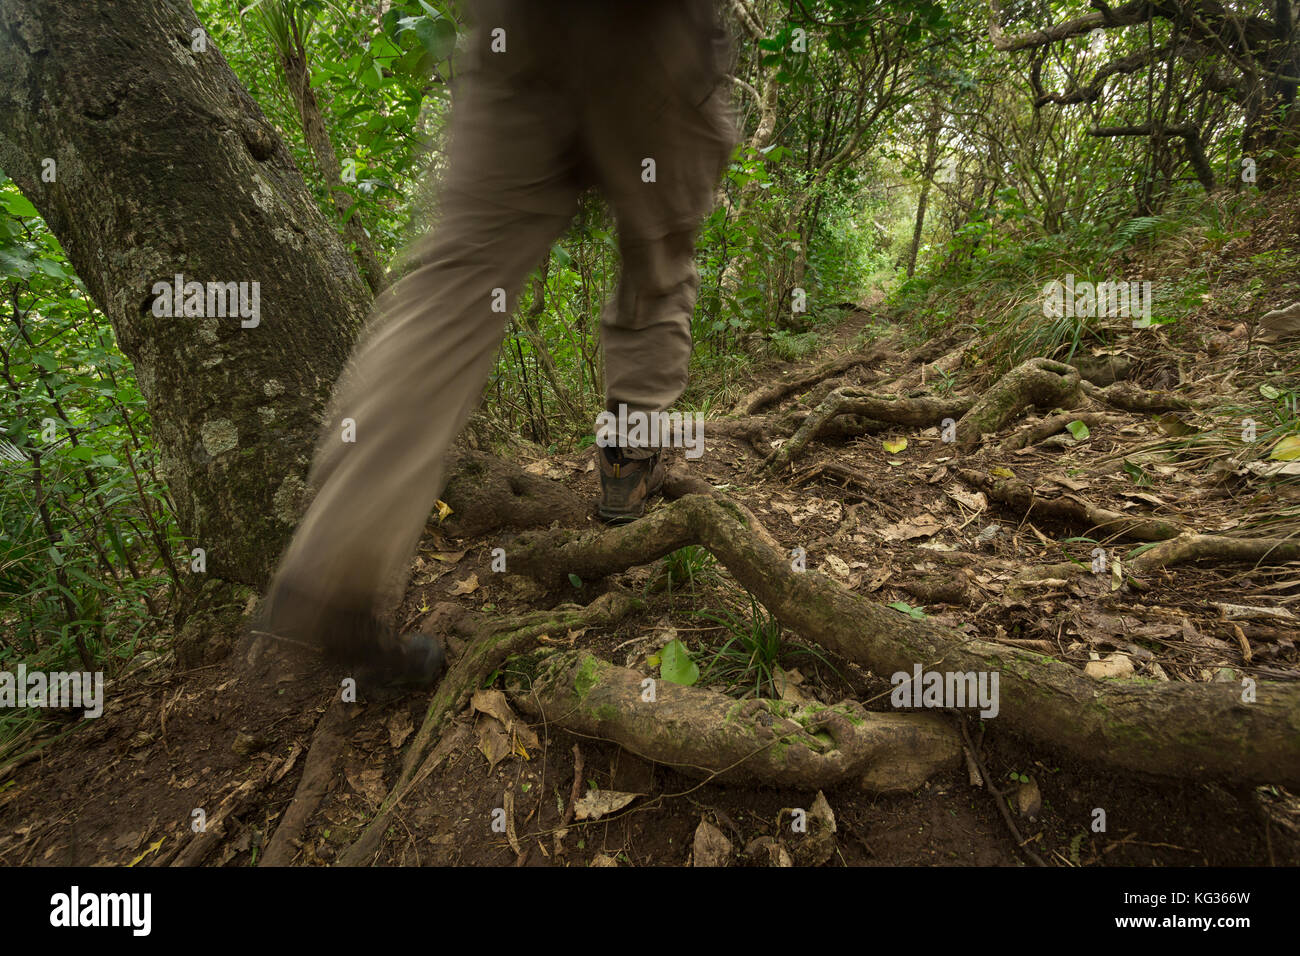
[{"x1": 3, "y1": 217, "x2": 1299, "y2": 866}]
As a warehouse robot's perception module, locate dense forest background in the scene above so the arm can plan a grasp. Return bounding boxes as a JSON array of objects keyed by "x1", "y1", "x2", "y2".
[{"x1": 1, "y1": 0, "x2": 1298, "y2": 858}]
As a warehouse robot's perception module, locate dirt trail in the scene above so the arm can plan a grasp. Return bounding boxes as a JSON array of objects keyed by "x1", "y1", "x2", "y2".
[{"x1": 1, "y1": 303, "x2": 1297, "y2": 867}]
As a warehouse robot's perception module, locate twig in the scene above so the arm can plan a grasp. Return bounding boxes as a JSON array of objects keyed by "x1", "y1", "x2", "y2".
[{"x1": 956, "y1": 714, "x2": 1048, "y2": 867}]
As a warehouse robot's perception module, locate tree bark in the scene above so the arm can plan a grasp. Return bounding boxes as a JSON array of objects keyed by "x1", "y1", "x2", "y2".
[
  {"x1": 512, "y1": 495, "x2": 1300, "y2": 788},
  {"x1": 0, "y1": 0, "x2": 371, "y2": 586}
]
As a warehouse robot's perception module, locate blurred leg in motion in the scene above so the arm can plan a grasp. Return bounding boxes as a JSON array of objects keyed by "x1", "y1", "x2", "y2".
[
  {"x1": 261, "y1": 0, "x2": 733, "y2": 674},
  {"x1": 263, "y1": 9, "x2": 581, "y2": 665}
]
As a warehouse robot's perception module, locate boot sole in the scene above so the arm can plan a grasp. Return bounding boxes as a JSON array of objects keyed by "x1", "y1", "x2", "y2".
[{"x1": 597, "y1": 506, "x2": 644, "y2": 525}]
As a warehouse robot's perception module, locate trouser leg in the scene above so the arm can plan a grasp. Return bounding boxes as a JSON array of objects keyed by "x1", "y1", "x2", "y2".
[
  {"x1": 583, "y1": 3, "x2": 737, "y2": 459},
  {"x1": 264, "y1": 193, "x2": 574, "y2": 649},
  {"x1": 264, "y1": 15, "x2": 581, "y2": 651},
  {"x1": 597, "y1": 230, "x2": 702, "y2": 459}
]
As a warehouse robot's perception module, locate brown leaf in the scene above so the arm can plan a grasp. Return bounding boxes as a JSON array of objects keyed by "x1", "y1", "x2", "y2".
[
  {"x1": 475, "y1": 718, "x2": 513, "y2": 771},
  {"x1": 449, "y1": 573, "x2": 479, "y2": 595},
  {"x1": 1084, "y1": 653, "x2": 1134, "y2": 680},
  {"x1": 573, "y1": 789, "x2": 639, "y2": 821},
  {"x1": 345, "y1": 768, "x2": 387, "y2": 809},
  {"x1": 877, "y1": 514, "x2": 943, "y2": 541},
  {"x1": 1016, "y1": 778, "x2": 1042, "y2": 819},
  {"x1": 387, "y1": 711, "x2": 413, "y2": 749},
  {"x1": 692, "y1": 819, "x2": 733, "y2": 867},
  {"x1": 471, "y1": 689, "x2": 540, "y2": 752}
]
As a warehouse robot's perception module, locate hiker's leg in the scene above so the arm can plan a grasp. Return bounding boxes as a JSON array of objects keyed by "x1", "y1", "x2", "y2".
[
  {"x1": 264, "y1": 21, "x2": 580, "y2": 655},
  {"x1": 596, "y1": 229, "x2": 703, "y2": 457},
  {"x1": 584, "y1": 3, "x2": 736, "y2": 458}
]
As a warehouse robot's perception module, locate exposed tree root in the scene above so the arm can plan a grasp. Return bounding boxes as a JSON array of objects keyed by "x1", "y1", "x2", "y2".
[
  {"x1": 508, "y1": 650, "x2": 962, "y2": 792},
  {"x1": 261, "y1": 696, "x2": 349, "y2": 866},
  {"x1": 336, "y1": 723, "x2": 469, "y2": 868},
  {"x1": 762, "y1": 387, "x2": 974, "y2": 473},
  {"x1": 734, "y1": 347, "x2": 890, "y2": 415},
  {"x1": 165, "y1": 751, "x2": 291, "y2": 866},
  {"x1": 791, "y1": 460, "x2": 880, "y2": 494},
  {"x1": 1081, "y1": 379, "x2": 1196, "y2": 413},
  {"x1": 440, "y1": 449, "x2": 589, "y2": 538},
  {"x1": 998, "y1": 411, "x2": 1125, "y2": 453},
  {"x1": 1131, "y1": 533, "x2": 1300, "y2": 572},
  {"x1": 954, "y1": 358, "x2": 1081, "y2": 450},
  {"x1": 759, "y1": 357, "x2": 1095, "y2": 473},
  {"x1": 958, "y1": 468, "x2": 1185, "y2": 541},
  {"x1": 512, "y1": 494, "x2": 1300, "y2": 787},
  {"x1": 715, "y1": 408, "x2": 886, "y2": 460},
  {"x1": 335, "y1": 592, "x2": 641, "y2": 866},
  {"x1": 1009, "y1": 532, "x2": 1300, "y2": 597}
]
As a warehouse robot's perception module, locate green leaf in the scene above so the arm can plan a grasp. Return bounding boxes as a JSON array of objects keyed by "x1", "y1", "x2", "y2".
[
  {"x1": 2, "y1": 192, "x2": 39, "y2": 217},
  {"x1": 1065, "y1": 420, "x2": 1090, "y2": 440},
  {"x1": 659, "y1": 638, "x2": 699, "y2": 686},
  {"x1": 567, "y1": 573, "x2": 582, "y2": 588},
  {"x1": 887, "y1": 601, "x2": 927, "y2": 620},
  {"x1": 1271, "y1": 435, "x2": 1300, "y2": 461},
  {"x1": 0, "y1": 248, "x2": 36, "y2": 279},
  {"x1": 1122, "y1": 460, "x2": 1152, "y2": 486},
  {"x1": 1260, "y1": 384, "x2": 1282, "y2": 400}
]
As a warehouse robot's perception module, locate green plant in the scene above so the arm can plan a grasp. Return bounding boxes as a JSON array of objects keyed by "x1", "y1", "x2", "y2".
[
  {"x1": 696, "y1": 595, "x2": 839, "y2": 697},
  {"x1": 655, "y1": 545, "x2": 717, "y2": 597},
  {"x1": 768, "y1": 329, "x2": 822, "y2": 362}
]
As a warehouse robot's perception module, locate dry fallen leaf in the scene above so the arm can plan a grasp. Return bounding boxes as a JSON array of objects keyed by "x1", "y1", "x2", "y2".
[
  {"x1": 450, "y1": 573, "x2": 479, "y2": 595},
  {"x1": 1084, "y1": 653, "x2": 1134, "y2": 680},
  {"x1": 821, "y1": 554, "x2": 851, "y2": 578},
  {"x1": 692, "y1": 819, "x2": 733, "y2": 867},
  {"x1": 774, "y1": 666, "x2": 813, "y2": 704},
  {"x1": 946, "y1": 485, "x2": 987, "y2": 512},
  {"x1": 475, "y1": 717, "x2": 513, "y2": 771},
  {"x1": 346, "y1": 768, "x2": 387, "y2": 809},
  {"x1": 387, "y1": 711, "x2": 413, "y2": 749},
  {"x1": 877, "y1": 514, "x2": 943, "y2": 541},
  {"x1": 574, "y1": 789, "x2": 640, "y2": 821},
  {"x1": 1016, "y1": 778, "x2": 1042, "y2": 819},
  {"x1": 428, "y1": 549, "x2": 467, "y2": 564},
  {"x1": 471, "y1": 689, "x2": 540, "y2": 755}
]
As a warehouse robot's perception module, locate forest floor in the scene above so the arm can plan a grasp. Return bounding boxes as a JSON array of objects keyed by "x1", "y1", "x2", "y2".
[{"x1": 2, "y1": 216, "x2": 1299, "y2": 868}]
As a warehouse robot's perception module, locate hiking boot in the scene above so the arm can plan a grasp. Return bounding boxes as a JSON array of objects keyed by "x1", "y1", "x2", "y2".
[
  {"x1": 256, "y1": 581, "x2": 446, "y2": 692},
  {"x1": 354, "y1": 630, "x2": 446, "y2": 694},
  {"x1": 597, "y1": 446, "x2": 665, "y2": 524}
]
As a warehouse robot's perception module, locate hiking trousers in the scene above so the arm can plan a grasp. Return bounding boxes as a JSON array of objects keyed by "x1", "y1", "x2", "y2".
[{"x1": 265, "y1": 0, "x2": 736, "y2": 632}]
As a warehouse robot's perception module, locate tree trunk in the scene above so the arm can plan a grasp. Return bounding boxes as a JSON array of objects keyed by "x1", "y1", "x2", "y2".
[
  {"x1": 0, "y1": 0, "x2": 371, "y2": 586},
  {"x1": 907, "y1": 100, "x2": 944, "y2": 278}
]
